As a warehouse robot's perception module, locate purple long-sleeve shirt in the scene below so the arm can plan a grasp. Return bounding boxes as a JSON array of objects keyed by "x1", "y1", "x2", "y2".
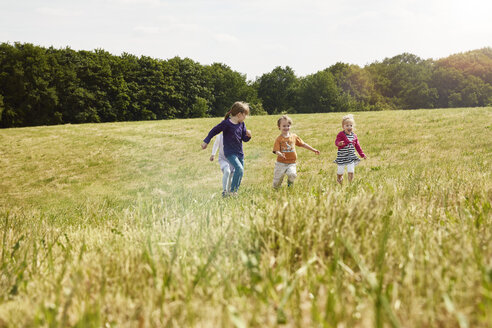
[{"x1": 203, "y1": 119, "x2": 251, "y2": 158}]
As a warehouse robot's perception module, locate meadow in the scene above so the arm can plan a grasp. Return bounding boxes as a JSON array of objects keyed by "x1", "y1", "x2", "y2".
[{"x1": 0, "y1": 107, "x2": 491, "y2": 327}]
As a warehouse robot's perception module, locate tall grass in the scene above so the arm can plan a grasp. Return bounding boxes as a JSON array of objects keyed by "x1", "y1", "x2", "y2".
[{"x1": 0, "y1": 107, "x2": 491, "y2": 327}]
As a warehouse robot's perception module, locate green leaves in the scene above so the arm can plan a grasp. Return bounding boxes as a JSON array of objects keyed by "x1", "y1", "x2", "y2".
[{"x1": 1, "y1": 43, "x2": 491, "y2": 128}]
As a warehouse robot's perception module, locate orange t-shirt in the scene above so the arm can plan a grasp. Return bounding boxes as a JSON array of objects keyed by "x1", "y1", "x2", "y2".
[{"x1": 273, "y1": 134, "x2": 305, "y2": 164}]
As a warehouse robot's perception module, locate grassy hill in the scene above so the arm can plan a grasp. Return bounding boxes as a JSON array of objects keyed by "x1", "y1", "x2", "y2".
[{"x1": 0, "y1": 107, "x2": 491, "y2": 327}]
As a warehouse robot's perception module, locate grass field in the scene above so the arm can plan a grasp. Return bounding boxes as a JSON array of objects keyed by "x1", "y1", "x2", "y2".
[{"x1": 0, "y1": 107, "x2": 491, "y2": 327}]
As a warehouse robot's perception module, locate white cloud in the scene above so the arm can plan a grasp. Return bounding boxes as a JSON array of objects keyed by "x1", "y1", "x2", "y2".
[
  {"x1": 2, "y1": 0, "x2": 492, "y2": 79},
  {"x1": 133, "y1": 26, "x2": 162, "y2": 34},
  {"x1": 106, "y1": 0, "x2": 161, "y2": 6},
  {"x1": 213, "y1": 33, "x2": 240, "y2": 45},
  {"x1": 36, "y1": 7, "x2": 83, "y2": 17}
]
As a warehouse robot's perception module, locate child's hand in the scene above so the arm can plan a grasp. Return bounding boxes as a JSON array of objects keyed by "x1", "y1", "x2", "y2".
[
  {"x1": 276, "y1": 151, "x2": 286, "y2": 159},
  {"x1": 201, "y1": 142, "x2": 208, "y2": 149},
  {"x1": 210, "y1": 155, "x2": 215, "y2": 161},
  {"x1": 313, "y1": 149, "x2": 320, "y2": 155},
  {"x1": 337, "y1": 141, "x2": 345, "y2": 147},
  {"x1": 246, "y1": 129, "x2": 252, "y2": 138}
]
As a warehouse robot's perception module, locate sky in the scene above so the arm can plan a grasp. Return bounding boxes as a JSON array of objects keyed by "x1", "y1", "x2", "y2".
[{"x1": 1, "y1": 0, "x2": 491, "y2": 80}]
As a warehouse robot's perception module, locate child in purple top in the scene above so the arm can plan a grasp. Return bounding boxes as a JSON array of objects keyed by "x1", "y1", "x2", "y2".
[{"x1": 201, "y1": 102, "x2": 252, "y2": 195}]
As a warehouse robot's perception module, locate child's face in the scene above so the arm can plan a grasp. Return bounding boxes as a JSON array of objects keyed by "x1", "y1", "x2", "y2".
[
  {"x1": 343, "y1": 121, "x2": 353, "y2": 133},
  {"x1": 279, "y1": 119, "x2": 291, "y2": 134},
  {"x1": 236, "y1": 112, "x2": 247, "y2": 123}
]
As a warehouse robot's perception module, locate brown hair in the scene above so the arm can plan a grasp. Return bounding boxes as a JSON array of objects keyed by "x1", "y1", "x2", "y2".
[
  {"x1": 224, "y1": 101, "x2": 250, "y2": 120},
  {"x1": 277, "y1": 115, "x2": 293, "y2": 127}
]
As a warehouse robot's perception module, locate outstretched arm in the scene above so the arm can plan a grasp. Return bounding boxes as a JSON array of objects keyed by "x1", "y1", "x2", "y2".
[
  {"x1": 300, "y1": 143, "x2": 320, "y2": 155},
  {"x1": 353, "y1": 137, "x2": 366, "y2": 158},
  {"x1": 202, "y1": 121, "x2": 225, "y2": 149}
]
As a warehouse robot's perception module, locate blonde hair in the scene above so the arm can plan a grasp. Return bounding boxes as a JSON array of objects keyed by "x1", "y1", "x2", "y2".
[
  {"x1": 342, "y1": 114, "x2": 355, "y2": 127},
  {"x1": 224, "y1": 101, "x2": 250, "y2": 119},
  {"x1": 277, "y1": 115, "x2": 293, "y2": 127}
]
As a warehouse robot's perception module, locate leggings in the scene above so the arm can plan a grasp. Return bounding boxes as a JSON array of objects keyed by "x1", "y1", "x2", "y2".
[{"x1": 222, "y1": 165, "x2": 234, "y2": 192}]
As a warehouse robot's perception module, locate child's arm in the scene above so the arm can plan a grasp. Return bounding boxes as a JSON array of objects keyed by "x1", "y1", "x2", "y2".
[
  {"x1": 274, "y1": 150, "x2": 286, "y2": 159},
  {"x1": 273, "y1": 138, "x2": 286, "y2": 159},
  {"x1": 202, "y1": 121, "x2": 225, "y2": 149},
  {"x1": 296, "y1": 135, "x2": 320, "y2": 155},
  {"x1": 241, "y1": 124, "x2": 252, "y2": 142},
  {"x1": 300, "y1": 143, "x2": 320, "y2": 155},
  {"x1": 353, "y1": 136, "x2": 366, "y2": 158},
  {"x1": 210, "y1": 136, "x2": 220, "y2": 161},
  {"x1": 335, "y1": 132, "x2": 346, "y2": 148}
]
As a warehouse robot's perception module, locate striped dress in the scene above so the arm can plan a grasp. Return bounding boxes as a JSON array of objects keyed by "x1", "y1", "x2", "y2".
[{"x1": 334, "y1": 133, "x2": 360, "y2": 165}]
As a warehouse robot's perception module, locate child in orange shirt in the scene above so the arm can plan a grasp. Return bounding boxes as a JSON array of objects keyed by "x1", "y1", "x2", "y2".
[{"x1": 272, "y1": 115, "x2": 320, "y2": 188}]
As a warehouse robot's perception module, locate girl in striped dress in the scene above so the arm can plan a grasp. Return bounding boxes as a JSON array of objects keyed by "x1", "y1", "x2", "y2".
[{"x1": 334, "y1": 114, "x2": 367, "y2": 185}]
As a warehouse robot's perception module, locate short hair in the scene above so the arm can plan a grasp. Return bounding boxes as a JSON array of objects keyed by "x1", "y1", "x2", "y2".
[
  {"x1": 277, "y1": 115, "x2": 293, "y2": 127},
  {"x1": 342, "y1": 114, "x2": 355, "y2": 127}
]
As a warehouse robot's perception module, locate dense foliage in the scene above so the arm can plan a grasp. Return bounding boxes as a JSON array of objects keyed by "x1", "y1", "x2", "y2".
[{"x1": 1, "y1": 43, "x2": 491, "y2": 127}]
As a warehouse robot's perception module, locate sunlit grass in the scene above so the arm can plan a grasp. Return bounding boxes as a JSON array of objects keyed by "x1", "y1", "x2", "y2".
[{"x1": 0, "y1": 107, "x2": 491, "y2": 327}]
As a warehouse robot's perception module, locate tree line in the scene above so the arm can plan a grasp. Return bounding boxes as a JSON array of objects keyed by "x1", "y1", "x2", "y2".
[{"x1": 1, "y1": 42, "x2": 491, "y2": 128}]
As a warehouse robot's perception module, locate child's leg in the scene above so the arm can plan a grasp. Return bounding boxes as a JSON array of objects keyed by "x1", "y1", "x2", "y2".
[
  {"x1": 337, "y1": 165, "x2": 345, "y2": 185},
  {"x1": 273, "y1": 162, "x2": 287, "y2": 188},
  {"x1": 227, "y1": 166, "x2": 234, "y2": 192},
  {"x1": 221, "y1": 159, "x2": 235, "y2": 193},
  {"x1": 219, "y1": 159, "x2": 232, "y2": 193},
  {"x1": 226, "y1": 155, "x2": 244, "y2": 192},
  {"x1": 285, "y1": 164, "x2": 297, "y2": 187},
  {"x1": 222, "y1": 166, "x2": 231, "y2": 192},
  {"x1": 347, "y1": 163, "x2": 355, "y2": 182}
]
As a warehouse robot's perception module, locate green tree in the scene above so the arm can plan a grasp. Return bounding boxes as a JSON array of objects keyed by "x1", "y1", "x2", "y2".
[
  {"x1": 116, "y1": 53, "x2": 153, "y2": 120},
  {"x1": 256, "y1": 66, "x2": 298, "y2": 114},
  {"x1": 167, "y1": 57, "x2": 212, "y2": 118},
  {"x1": 48, "y1": 47, "x2": 86, "y2": 123},
  {"x1": 0, "y1": 94, "x2": 4, "y2": 122},
  {"x1": 366, "y1": 53, "x2": 437, "y2": 109},
  {"x1": 2, "y1": 42, "x2": 491, "y2": 128},
  {"x1": 329, "y1": 63, "x2": 383, "y2": 111},
  {"x1": 75, "y1": 49, "x2": 116, "y2": 122},
  {"x1": 190, "y1": 96, "x2": 209, "y2": 118},
  {"x1": 297, "y1": 70, "x2": 339, "y2": 113},
  {"x1": 205, "y1": 63, "x2": 251, "y2": 117},
  {"x1": 0, "y1": 43, "x2": 59, "y2": 127},
  {"x1": 436, "y1": 47, "x2": 492, "y2": 85},
  {"x1": 430, "y1": 66, "x2": 492, "y2": 107}
]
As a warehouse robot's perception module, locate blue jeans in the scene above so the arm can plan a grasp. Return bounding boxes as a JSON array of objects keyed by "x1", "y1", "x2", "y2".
[{"x1": 226, "y1": 154, "x2": 244, "y2": 192}]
